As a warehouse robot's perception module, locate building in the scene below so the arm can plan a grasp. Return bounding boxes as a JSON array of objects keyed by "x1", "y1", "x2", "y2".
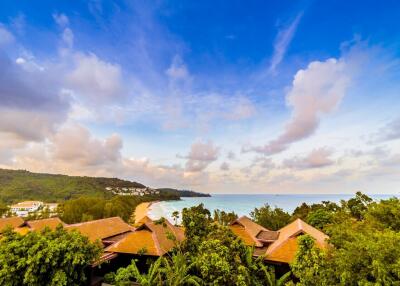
[
  {"x1": 105, "y1": 216, "x2": 184, "y2": 257},
  {"x1": 229, "y1": 216, "x2": 329, "y2": 264},
  {"x1": 0, "y1": 216, "x2": 25, "y2": 233},
  {"x1": 10, "y1": 201, "x2": 44, "y2": 217}
]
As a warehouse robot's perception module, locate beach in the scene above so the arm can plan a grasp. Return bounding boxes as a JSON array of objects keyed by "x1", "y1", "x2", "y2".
[{"x1": 134, "y1": 201, "x2": 154, "y2": 224}]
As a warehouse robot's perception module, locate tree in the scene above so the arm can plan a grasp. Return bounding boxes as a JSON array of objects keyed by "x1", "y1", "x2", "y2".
[
  {"x1": 181, "y1": 204, "x2": 212, "y2": 253},
  {"x1": 114, "y1": 258, "x2": 163, "y2": 286},
  {"x1": 0, "y1": 226, "x2": 101, "y2": 286},
  {"x1": 290, "y1": 235, "x2": 335, "y2": 286},
  {"x1": 365, "y1": 197, "x2": 400, "y2": 231},
  {"x1": 172, "y1": 210, "x2": 180, "y2": 226},
  {"x1": 251, "y1": 204, "x2": 291, "y2": 230},
  {"x1": 213, "y1": 209, "x2": 238, "y2": 225},
  {"x1": 160, "y1": 252, "x2": 202, "y2": 286},
  {"x1": 306, "y1": 208, "x2": 334, "y2": 230},
  {"x1": 342, "y1": 191, "x2": 372, "y2": 220}
]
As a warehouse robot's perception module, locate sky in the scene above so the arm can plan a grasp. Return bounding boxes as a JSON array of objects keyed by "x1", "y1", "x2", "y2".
[{"x1": 0, "y1": 0, "x2": 399, "y2": 194}]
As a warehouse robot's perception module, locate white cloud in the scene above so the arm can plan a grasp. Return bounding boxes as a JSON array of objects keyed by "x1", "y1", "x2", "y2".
[
  {"x1": 67, "y1": 53, "x2": 124, "y2": 103},
  {"x1": 51, "y1": 124, "x2": 122, "y2": 166},
  {"x1": 283, "y1": 148, "x2": 334, "y2": 169},
  {"x1": 249, "y1": 57, "x2": 351, "y2": 155},
  {"x1": 179, "y1": 141, "x2": 219, "y2": 172},
  {"x1": 269, "y1": 12, "x2": 303, "y2": 73},
  {"x1": 0, "y1": 25, "x2": 15, "y2": 46},
  {"x1": 62, "y1": 27, "x2": 74, "y2": 49},
  {"x1": 53, "y1": 13, "x2": 69, "y2": 28}
]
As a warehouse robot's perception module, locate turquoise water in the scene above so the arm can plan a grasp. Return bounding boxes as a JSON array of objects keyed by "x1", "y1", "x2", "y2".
[{"x1": 148, "y1": 194, "x2": 396, "y2": 222}]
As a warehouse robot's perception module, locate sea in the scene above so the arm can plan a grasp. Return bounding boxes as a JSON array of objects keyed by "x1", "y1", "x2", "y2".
[{"x1": 148, "y1": 194, "x2": 397, "y2": 222}]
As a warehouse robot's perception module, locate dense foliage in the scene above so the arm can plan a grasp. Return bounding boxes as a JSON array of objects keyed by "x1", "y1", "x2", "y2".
[
  {"x1": 59, "y1": 193, "x2": 179, "y2": 223},
  {"x1": 290, "y1": 193, "x2": 400, "y2": 285},
  {"x1": 0, "y1": 168, "x2": 145, "y2": 203},
  {"x1": 0, "y1": 226, "x2": 101, "y2": 286},
  {"x1": 107, "y1": 204, "x2": 290, "y2": 286},
  {"x1": 156, "y1": 188, "x2": 211, "y2": 198},
  {"x1": 251, "y1": 204, "x2": 292, "y2": 230}
]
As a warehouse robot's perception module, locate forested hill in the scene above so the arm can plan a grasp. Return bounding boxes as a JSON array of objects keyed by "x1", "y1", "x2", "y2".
[
  {"x1": 0, "y1": 168, "x2": 208, "y2": 203},
  {"x1": 156, "y1": 188, "x2": 211, "y2": 197}
]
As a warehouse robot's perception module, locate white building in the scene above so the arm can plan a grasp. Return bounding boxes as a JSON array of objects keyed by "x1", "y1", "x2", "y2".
[{"x1": 10, "y1": 201, "x2": 44, "y2": 217}]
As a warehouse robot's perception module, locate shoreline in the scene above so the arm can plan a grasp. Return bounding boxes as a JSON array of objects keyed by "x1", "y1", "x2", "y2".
[{"x1": 134, "y1": 201, "x2": 158, "y2": 224}]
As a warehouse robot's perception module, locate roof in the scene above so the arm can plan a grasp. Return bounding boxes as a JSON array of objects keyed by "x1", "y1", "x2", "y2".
[
  {"x1": 65, "y1": 217, "x2": 133, "y2": 242},
  {"x1": 256, "y1": 230, "x2": 279, "y2": 241},
  {"x1": 0, "y1": 217, "x2": 25, "y2": 232},
  {"x1": 265, "y1": 218, "x2": 329, "y2": 263},
  {"x1": 229, "y1": 216, "x2": 269, "y2": 247},
  {"x1": 26, "y1": 217, "x2": 65, "y2": 231},
  {"x1": 106, "y1": 216, "x2": 184, "y2": 256}
]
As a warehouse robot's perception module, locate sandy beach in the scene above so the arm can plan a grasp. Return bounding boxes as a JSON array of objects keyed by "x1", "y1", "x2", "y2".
[{"x1": 134, "y1": 202, "x2": 155, "y2": 224}]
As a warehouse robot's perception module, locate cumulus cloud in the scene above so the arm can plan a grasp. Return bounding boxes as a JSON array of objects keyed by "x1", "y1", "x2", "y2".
[
  {"x1": 51, "y1": 124, "x2": 122, "y2": 166},
  {"x1": 249, "y1": 57, "x2": 351, "y2": 155},
  {"x1": 179, "y1": 141, "x2": 219, "y2": 172},
  {"x1": 0, "y1": 52, "x2": 69, "y2": 142},
  {"x1": 283, "y1": 148, "x2": 334, "y2": 169},
  {"x1": 67, "y1": 53, "x2": 124, "y2": 103},
  {"x1": 269, "y1": 12, "x2": 303, "y2": 73}
]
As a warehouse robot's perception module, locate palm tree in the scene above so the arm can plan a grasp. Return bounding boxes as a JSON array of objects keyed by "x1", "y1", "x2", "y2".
[
  {"x1": 114, "y1": 258, "x2": 163, "y2": 286},
  {"x1": 160, "y1": 251, "x2": 202, "y2": 286},
  {"x1": 241, "y1": 246, "x2": 291, "y2": 286}
]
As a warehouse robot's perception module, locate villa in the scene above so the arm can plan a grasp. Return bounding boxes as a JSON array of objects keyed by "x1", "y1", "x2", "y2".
[
  {"x1": 9, "y1": 201, "x2": 59, "y2": 217},
  {"x1": 229, "y1": 216, "x2": 329, "y2": 264},
  {"x1": 0, "y1": 214, "x2": 328, "y2": 285}
]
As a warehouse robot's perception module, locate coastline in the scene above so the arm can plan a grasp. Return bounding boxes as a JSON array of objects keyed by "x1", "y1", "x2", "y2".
[{"x1": 134, "y1": 201, "x2": 157, "y2": 224}]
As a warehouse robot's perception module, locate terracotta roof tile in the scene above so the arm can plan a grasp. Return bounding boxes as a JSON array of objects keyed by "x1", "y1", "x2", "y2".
[
  {"x1": 265, "y1": 218, "x2": 329, "y2": 264},
  {"x1": 65, "y1": 217, "x2": 133, "y2": 242},
  {"x1": 0, "y1": 217, "x2": 25, "y2": 233},
  {"x1": 106, "y1": 216, "x2": 184, "y2": 256},
  {"x1": 229, "y1": 216, "x2": 269, "y2": 247},
  {"x1": 256, "y1": 230, "x2": 279, "y2": 241},
  {"x1": 26, "y1": 217, "x2": 65, "y2": 231}
]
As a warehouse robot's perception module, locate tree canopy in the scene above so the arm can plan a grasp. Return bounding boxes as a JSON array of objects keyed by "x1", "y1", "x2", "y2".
[{"x1": 0, "y1": 226, "x2": 101, "y2": 286}]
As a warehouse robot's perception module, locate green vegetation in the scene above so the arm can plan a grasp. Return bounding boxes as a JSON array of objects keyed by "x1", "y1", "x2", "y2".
[
  {"x1": 251, "y1": 204, "x2": 292, "y2": 230},
  {"x1": 0, "y1": 226, "x2": 101, "y2": 286},
  {"x1": 2, "y1": 191, "x2": 400, "y2": 285},
  {"x1": 0, "y1": 168, "x2": 145, "y2": 203},
  {"x1": 156, "y1": 188, "x2": 211, "y2": 197},
  {"x1": 107, "y1": 203, "x2": 290, "y2": 286},
  {"x1": 59, "y1": 194, "x2": 179, "y2": 224},
  {"x1": 290, "y1": 192, "x2": 400, "y2": 285}
]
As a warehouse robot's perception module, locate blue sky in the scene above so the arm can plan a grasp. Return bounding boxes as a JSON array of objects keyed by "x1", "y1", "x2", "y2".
[{"x1": 0, "y1": 0, "x2": 399, "y2": 193}]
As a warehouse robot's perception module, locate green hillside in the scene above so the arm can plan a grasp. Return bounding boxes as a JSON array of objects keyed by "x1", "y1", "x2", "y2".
[
  {"x1": 0, "y1": 168, "x2": 146, "y2": 203},
  {"x1": 0, "y1": 169, "x2": 210, "y2": 204}
]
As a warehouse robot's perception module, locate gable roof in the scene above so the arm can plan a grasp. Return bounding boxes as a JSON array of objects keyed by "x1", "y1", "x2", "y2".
[
  {"x1": 106, "y1": 216, "x2": 184, "y2": 256},
  {"x1": 265, "y1": 218, "x2": 329, "y2": 263},
  {"x1": 26, "y1": 217, "x2": 65, "y2": 231},
  {"x1": 229, "y1": 216, "x2": 269, "y2": 247},
  {"x1": 0, "y1": 217, "x2": 25, "y2": 233},
  {"x1": 65, "y1": 217, "x2": 133, "y2": 242}
]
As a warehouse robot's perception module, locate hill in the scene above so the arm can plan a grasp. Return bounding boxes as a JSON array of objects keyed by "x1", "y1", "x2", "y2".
[
  {"x1": 156, "y1": 188, "x2": 211, "y2": 197},
  {"x1": 0, "y1": 169, "x2": 208, "y2": 203}
]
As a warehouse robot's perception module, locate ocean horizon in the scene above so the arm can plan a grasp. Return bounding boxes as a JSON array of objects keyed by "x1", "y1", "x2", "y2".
[{"x1": 148, "y1": 193, "x2": 398, "y2": 222}]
